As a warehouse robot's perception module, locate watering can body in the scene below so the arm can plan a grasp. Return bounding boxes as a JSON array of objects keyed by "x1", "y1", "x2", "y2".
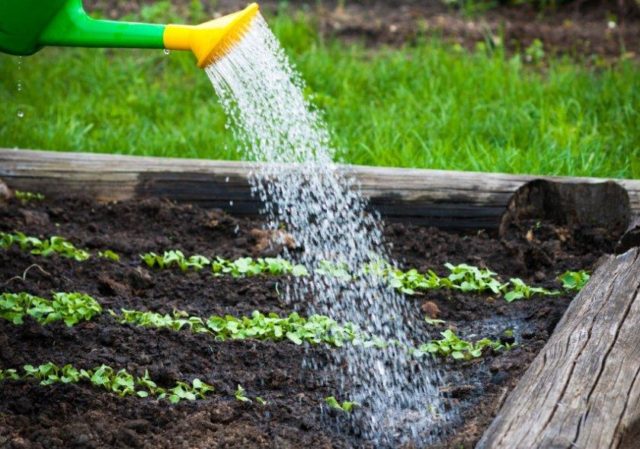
[
  {"x1": 0, "y1": 0, "x2": 164, "y2": 56},
  {"x1": 0, "y1": 0, "x2": 259, "y2": 66},
  {"x1": 0, "y1": 0, "x2": 67, "y2": 55}
]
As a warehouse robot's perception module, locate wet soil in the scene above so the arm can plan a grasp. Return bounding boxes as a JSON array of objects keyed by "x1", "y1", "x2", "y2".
[
  {"x1": 0, "y1": 195, "x2": 615, "y2": 449},
  {"x1": 86, "y1": 0, "x2": 640, "y2": 60}
]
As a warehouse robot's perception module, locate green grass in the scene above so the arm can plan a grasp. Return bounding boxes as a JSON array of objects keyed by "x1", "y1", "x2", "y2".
[{"x1": 0, "y1": 10, "x2": 638, "y2": 178}]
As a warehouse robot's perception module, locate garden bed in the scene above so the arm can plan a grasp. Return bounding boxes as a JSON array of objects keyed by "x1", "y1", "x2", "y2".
[{"x1": 0, "y1": 184, "x2": 623, "y2": 448}]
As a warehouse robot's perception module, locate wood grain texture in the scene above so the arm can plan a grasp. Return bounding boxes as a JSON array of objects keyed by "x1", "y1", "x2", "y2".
[
  {"x1": 1, "y1": 148, "x2": 639, "y2": 230},
  {"x1": 499, "y1": 179, "x2": 631, "y2": 242},
  {"x1": 617, "y1": 217, "x2": 640, "y2": 254},
  {"x1": 477, "y1": 247, "x2": 640, "y2": 449}
]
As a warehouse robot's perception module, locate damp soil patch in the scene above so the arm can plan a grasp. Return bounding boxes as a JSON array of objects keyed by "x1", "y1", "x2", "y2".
[{"x1": 0, "y1": 195, "x2": 616, "y2": 449}]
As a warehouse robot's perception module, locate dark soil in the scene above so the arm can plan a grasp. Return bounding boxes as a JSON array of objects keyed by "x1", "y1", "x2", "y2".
[
  {"x1": 86, "y1": 0, "x2": 640, "y2": 60},
  {"x1": 0, "y1": 195, "x2": 616, "y2": 449}
]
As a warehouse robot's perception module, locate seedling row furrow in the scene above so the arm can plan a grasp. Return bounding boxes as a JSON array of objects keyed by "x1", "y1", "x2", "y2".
[
  {"x1": 0, "y1": 362, "x2": 213, "y2": 404},
  {"x1": 0, "y1": 291, "x2": 511, "y2": 361},
  {"x1": 0, "y1": 291, "x2": 102, "y2": 327},
  {"x1": 1, "y1": 231, "x2": 587, "y2": 301},
  {"x1": 0, "y1": 361, "x2": 359, "y2": 413}
]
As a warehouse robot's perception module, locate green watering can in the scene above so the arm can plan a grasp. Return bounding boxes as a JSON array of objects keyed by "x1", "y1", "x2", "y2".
[{"x1": 0, "y1": 0, "x2": 260, "y2": 67}]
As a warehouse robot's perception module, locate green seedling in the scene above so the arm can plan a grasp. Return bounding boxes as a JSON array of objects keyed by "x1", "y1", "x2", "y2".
[
  {"x1": 235, "y1": 384, "x2": 251, "y2": 403},
  {"x1": 558, "y1": 270, "x2": 590, "y2": 292},
  {"x1": 212, "y1": 256, "x2": 308, "y2": 278},
  {"x1": 187, "y1": 255, "x2": 211, "y2": 270},
  {"x1": 0, "y1": 292, "x2": 30, "y2": 324},
  {"x1": 0, "y1": 368, "x2": 20, "y2": 381},
  {"x1": 0, "y1": 292, "x2": 101, "y2": 326},
  {"x1": 425, "y1": 317, "x2": 446, "y2": 326},
  {"x1": 503, "y1": 278, "x2": 560, "y2": 303},
  {"x1": 167, "y1": 381, "x2": 197, "y2": 403},
  {"x1": 418, "y1": 329, "x2": 508, "y2": 361},
  {"x1": 47, "y1": 292, "x2": 103, "y2": 326},
  {"x1": 37, "y1": 236, "x2": 90, "y2": 261},
  {"x1": 141, "y1": 252, "x2": 160, "y2": 268},
  {"x1": 98, "y1": 250, "x2": 121, "y2": 262},
  {"x1": 11, "y1": 362, "x2": 214, "y2": 403},
  {"x1": 0, "y1": 232, "x2": 90, "y2": 261},
  {"x1": 191, "y1": 378, "x2": 215, "y2": 398},
  {"x1": 14, "y1": 190, "x2": 45, "y2": 203},
  {"x1": 135, "y1": 370, "x2": 159, "y2": 398},
  {"x1": 369, "y1": 261, "x2": 555, "y2": 301},
  {"x1": 141, "y1": 250, "x2": 309, "y2": 277},
  {"x1": 111, "y1": 308, "x2": 361, "y2": 348},
  {"x1": 140, "y1": 250, "x2": 210, "y2": 272},
  {"x1": 443, "y1": 263, "x2": 504, "y2": 294},
  {"x1": 164, "y1": 250, "x2": 203, "y2": 271},
  {"x1": 325, "y1": 396, "x2": 359, "y2": 413},
  {"x1": 316, "y1": 260, "x2": 352, "y2": 281},
  {"x1": 212, "y1": 256, "x2": 265, "y2": 277},
  {"x1": 155, "y1": 378, "x2": 214, "y2": 403},
  {"x1": 206, "y1": 311, "x2": 360, "y2": 347},
  {"x1": 90, "y1": 366, "x2": 136, "y2": 397},
  {"x1": 263, "y1": 257, "x2": 308, "y2": 276},
  {"x1": 112, "y1": 309, "x2": 210, "y2": 334},
  {"x1": 386, "y1": 267, "x2": 440, "y2": 295}
]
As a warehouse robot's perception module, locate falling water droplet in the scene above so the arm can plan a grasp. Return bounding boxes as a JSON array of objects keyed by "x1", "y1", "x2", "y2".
[
  {"x1": 17, "y1": 110, "x2": 24, "y2": 119},
  {"x1": 229, "y1": 200, "x2": 234, "y2": 206},
  {"x1": 17, "y1": 82, "x2": 22, "y2": 92},
  {"x1": 225, "y1": 176, "x2": 230, "y2": 183},
  {"x1": 163, "y1": 49, "x2": 171, "y2": 55}
]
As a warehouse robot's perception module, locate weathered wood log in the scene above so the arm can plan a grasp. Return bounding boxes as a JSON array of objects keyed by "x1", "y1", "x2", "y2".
[
  {"x1": 477, "y1": 247, "x2": 640, "y2": 449},
  {"x1": 0, "y1": 178, "x2": 10, "y2": 204},
  {"x1": 499, "y1": 179, "x2": 631, "y2": 240},
  {"x1": 1, "y1": 148, "x2": 639, "y2": 230},
  {"x1": 617, "y1": 217, "x2": 640, "y2": 254}
]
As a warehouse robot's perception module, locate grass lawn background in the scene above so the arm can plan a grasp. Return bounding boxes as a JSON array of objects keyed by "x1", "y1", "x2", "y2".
[{"x1": 0, "y1": 5, "x2": 638, "y2": 179}]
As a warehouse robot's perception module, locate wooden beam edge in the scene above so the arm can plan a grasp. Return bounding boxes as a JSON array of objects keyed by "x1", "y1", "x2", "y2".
[{"x1": 1, "y1": 148, "x2": 638, "y2": 229}]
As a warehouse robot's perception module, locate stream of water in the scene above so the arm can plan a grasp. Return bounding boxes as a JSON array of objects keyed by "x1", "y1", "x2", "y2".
[{"x1": 206, "y1": 15, "x2": 451, "y2": 446}]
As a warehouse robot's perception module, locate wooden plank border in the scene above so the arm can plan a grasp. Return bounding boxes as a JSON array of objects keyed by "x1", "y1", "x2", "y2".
[{"x1": 1, "y1": 148, "x2": 639, "y2": 230}]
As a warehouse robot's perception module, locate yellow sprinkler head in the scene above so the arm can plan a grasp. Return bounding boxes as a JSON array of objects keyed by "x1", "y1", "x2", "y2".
[{"x1": 163, "y1": 3, "x2": 259, "y2": 68}]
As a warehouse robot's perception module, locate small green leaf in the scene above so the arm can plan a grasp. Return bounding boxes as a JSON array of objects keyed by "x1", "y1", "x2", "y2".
[
  {"x1": 235, "y1": 384, "x2": 251, "y2": 403},
  {"x1": 325, "y1": 396, "x2": 341, "y2": 410},
  {"x1": 286, "y1": 332, "x2": 303, "y2": 345},
  {"x1": 425, "y1": 317, "x2": 445, "y2": 326}
]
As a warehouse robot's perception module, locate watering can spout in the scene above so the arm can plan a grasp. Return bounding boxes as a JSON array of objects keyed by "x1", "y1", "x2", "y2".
[
  {"x1": 164, "y1": 4, "x2": 260, "y2": 67},
  {"x1": 0, "y1": 0, "x2": 259, "y2": 67}
]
